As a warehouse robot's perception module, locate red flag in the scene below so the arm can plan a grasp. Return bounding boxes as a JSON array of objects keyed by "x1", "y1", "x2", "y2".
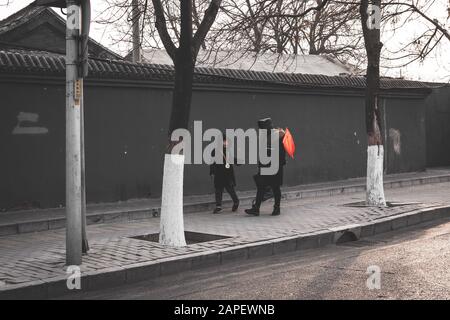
[{"x1": 282, "y1": 128, "x2": 295, "y2": 159}]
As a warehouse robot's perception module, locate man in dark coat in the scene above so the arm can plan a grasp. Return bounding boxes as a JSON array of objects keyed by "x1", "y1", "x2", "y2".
[
  {"x1": 210, "y1": 137, "x2": 239, "y2": 214},
  {"x1": 245, "y1": 118, "x2": 286, "y2": 216}
]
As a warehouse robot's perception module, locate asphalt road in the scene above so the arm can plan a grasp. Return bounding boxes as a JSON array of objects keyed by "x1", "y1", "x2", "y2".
[{"x1": 63, "y1": 219, "x2": 450, "y2": 300}]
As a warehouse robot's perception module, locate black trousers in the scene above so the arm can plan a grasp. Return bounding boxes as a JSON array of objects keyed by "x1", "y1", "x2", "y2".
[
  {"x1": 215, "y1": 184, "x2": 239, "y2": 207},
  {"x1": 254, "y1": 183, "x2": 281, "y2": 209}
]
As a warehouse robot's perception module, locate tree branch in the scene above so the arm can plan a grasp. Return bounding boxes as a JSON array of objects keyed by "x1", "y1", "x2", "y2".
[
  {"x1": 193, "y1": 0, "x2": 223, "y2": 57},
  {"x1": 386, "y1": 1, "x2": 450, "y2": 41},
  {"x1": 257, "y1": 0, "x2": 330, "y2": 19},
  {"x1": 151, "y1": 0, "x2": 177, "y2": 60}
]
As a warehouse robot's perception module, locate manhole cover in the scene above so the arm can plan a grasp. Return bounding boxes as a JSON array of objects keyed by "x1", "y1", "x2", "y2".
[
  {"x1": 342, "y1": 201, "x2": 420, "y2": 208},
  {"x1": 130, "y1": 231, "x2": 230, "y2": 245}
]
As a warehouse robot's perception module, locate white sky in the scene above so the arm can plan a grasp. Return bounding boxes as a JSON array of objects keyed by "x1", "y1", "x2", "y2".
[{"x1": 1, "y1": 0, "x2": 449, "y2": 82}]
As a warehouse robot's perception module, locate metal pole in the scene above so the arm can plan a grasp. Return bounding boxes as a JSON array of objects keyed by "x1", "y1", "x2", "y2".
[
  {"x1": 79, "y1": 0, "x2": 90, "y2": 254},
  {"x1": 66, "y1": 0, "x2": 82, "y2": 266}
]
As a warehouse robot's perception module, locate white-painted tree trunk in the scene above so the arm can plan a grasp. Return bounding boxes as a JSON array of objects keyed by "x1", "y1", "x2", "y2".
[
  {"x1": 366, "y1": 145, "x2": 386, "y2": 206},
  {"x1": 159, "y1": 154, "x2": 187, "y2": 246}
]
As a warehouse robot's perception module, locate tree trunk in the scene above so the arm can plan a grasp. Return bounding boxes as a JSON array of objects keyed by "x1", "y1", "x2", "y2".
[
  {"x1": 361, "y1": 0, "x2": 386, "y2": 206},
  {"x1": 159, "y1": 57, "x2": 194, "y2": 247},
  {"x1": 131, "y1": 0, "x2": 141, "y2": 63},
  {"x1": 159, "y1": 152, "x2": 186, "y2": 246},
  {"x1": 154, "y1": 0, "x2": 221, "y2": 246},
  {"x1": 168, "y1": 57, "x2": 195, "y2": 134},
  {"x1": 159, "y1": 0, "x2": 195, "y2": 247}
]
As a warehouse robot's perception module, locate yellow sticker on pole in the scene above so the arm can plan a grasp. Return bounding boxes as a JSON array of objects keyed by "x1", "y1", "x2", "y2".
[
  {"x1": 73, "y1": 79, "x2": 83, "y2": 107},
  {"x1": 74, "y1": 79, "x2": 82, "y2": 106}
]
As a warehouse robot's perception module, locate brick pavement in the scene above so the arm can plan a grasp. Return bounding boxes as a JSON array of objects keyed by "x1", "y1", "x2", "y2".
[
  {"x1": 0, "y1": 182, "x2": 449, "y2": 293},
  {"x1": 2, "y1": 167, "x2": 450, "y2": 237}
]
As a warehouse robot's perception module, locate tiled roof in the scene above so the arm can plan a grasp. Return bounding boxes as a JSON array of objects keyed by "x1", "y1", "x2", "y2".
[
  {"x1": 139, "y1": 49, "x2": 358, "y2": 76},
  {"x1": 0, "y1": 6, "x2": 46, "y2": 35},
  {"x1": 0, "y1": 48, "x2": 433, "y2": 92},
  {"x1": 0, "y1": 4, "x2": 123, "y2": 60}
]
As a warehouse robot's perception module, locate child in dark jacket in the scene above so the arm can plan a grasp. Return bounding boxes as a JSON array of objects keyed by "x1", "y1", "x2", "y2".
[{"x1": 210, "y1": 137, "x2": 239, "y2": 214}]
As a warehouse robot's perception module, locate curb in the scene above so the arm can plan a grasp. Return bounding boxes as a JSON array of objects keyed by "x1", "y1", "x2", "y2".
[
  {"x1": 1, "y1": 173, "x2": 450, "y2": 237},
  {"x1": 1, "y1": 205, "x2": 449, "y2": 300}
]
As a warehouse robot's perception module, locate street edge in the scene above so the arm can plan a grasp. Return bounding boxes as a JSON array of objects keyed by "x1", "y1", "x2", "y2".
[{"x1": 1, "y1": 205, "x2": 449, "y2": 300}]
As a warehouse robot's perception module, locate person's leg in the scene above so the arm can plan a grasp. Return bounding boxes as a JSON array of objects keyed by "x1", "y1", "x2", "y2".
[
  {"x1": 272, "y1": 185, "x2": 281, "y2": 207},
  {"x1": 225, "y1": 184, "x2": 239, "y2": 204},
  {"x1": 255, "y1": 185, "x2": 265, "y2": 209},
  {"x1": 246, "y1": 174, "x2": 266, "y2": 216},
  {"x1": 225, "y1": 184, "x2": 239, "y2": 211},
  {"x1": 245, "y1": 184, "x2": 264, "y2": 216},
  {"x1": 214, "y1": 186, "x2": 224, "y2": 213},
  {"x1": 271, "y1": 184, "x2": 282, "y2": 215}
]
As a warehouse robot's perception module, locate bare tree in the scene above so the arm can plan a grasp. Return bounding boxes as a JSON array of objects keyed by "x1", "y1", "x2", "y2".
[
  {"x1": 97, "y1": 0, "x2": 448, "y2": 79},
  {"x1": 96, "y1": 1, "x2": 364, "y2": 68},
  {"x1": 207, "y1": 0, "x2": 364, "y2": 63},
  {"x1": 360, "y1": 0, "x2": 386, "y2": 206},
  {"x1": 96, "y1": 0, "x2": 222, "y2": 246},
  {"x1": 96, "y1": 0, "x2": 212, "y2": 54},
  {"x1": 152, "y1": 0, "x2": 222, "y2": 246}
]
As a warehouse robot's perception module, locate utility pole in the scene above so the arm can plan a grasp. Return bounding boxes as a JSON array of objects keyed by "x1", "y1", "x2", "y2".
[
  {"x1": 34, "y1": 0, "x2": 90, "y2": 263},
  {"x1": 66, "y1": 0, "x2": 82, "y2": 265}
]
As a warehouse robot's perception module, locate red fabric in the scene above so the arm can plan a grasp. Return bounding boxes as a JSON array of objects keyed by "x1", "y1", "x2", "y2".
[{"x1": 282, "y1": 128, "x2": 295, "y2": 159}]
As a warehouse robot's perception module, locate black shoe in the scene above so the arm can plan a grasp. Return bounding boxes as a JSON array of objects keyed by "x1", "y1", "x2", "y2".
[
  {"x1": 272, "y1": 206, "x2": 280, "y2": 216},
  {"x1": 245, "y1": 207, "x2": 259, "y2": 216},
  {"x1": 232, "y1": 201, "x2": 239, "y2": 212},
  {"x1": 213, "y1": 207, "x2": 222, "y2": 214}
]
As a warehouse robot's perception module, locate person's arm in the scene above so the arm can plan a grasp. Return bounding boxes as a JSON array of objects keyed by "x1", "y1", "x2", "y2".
[{"x1": 210, "y1": 149, "x2": 216, "y2": 175}]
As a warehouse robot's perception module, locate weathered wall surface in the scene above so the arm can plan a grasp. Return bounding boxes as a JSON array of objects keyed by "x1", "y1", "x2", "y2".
[
  {"x1": 1, "y1": 81, "x2": 66, "y2": 210},
  {"x1": 425, "y1": 85, "x2": 450, "y2": 168},
  {"x1": 0, "y1": 77, "x2": 428, "y2": 210},
  {"x1": 383, "y1": 97, "x2": 427, "y2": 174}
]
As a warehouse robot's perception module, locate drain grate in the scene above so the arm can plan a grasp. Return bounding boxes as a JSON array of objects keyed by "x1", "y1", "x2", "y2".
[
  {"x1": 130, "y1": 231, "x2": 230, "y2": 245},
  {"x1": 342, "y1": 201, "x2": 420, "y2": 208},
  {"x1": 335, "y1": 231, "x2": 359, "y2": 244}
]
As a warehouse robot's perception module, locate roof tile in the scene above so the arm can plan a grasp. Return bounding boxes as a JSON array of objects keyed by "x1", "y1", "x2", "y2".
[{"x1": 0, "y1": 48, "x2": 432, "y2": 92}]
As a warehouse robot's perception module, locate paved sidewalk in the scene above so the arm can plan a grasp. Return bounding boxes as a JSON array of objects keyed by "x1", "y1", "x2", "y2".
[
  {"x1": 1, "y1": 167, "x2": 450, "y2": 236},
  {"x1": 0, "y1": 181, "x2": 449, "y2": 298}
]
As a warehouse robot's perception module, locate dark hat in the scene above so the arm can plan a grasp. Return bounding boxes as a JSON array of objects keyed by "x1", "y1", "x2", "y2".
[{"x1": 257, "y1": 117, "x2": 273, "y2": 129}]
